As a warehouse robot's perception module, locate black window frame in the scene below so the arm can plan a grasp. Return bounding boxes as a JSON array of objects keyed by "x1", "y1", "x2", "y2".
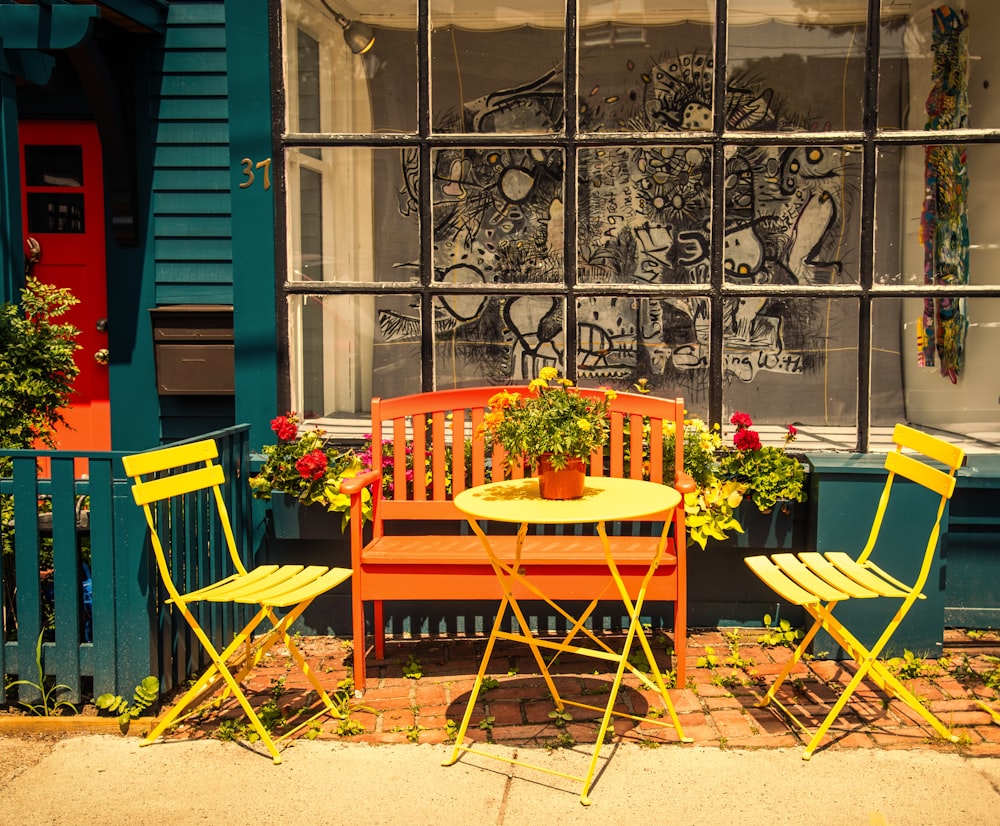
[{"x1": 271, "y1": 0, "x2": 1000, "y2": 451}]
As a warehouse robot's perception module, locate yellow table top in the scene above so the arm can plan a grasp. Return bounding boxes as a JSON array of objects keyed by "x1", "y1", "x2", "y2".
[{"x1": 453, "y1": 476, "x2": 681, "y2": 525}]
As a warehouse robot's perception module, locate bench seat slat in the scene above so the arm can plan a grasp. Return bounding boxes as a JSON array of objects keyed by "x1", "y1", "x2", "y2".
[{"x1": 362, "y1": 534, "x2": 677, "y2": 566}]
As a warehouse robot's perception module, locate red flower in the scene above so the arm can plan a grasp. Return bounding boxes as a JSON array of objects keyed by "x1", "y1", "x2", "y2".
[
  {"x1": 734, "y1": 428, "x2": 762, "y2": 451},
  {"x1": 270, "y1": 413, "x2": 298, "y2": 442},
  {"x1": 787, "y1": 424, "x2": 797, "y2": 437},
  {"x1": 295, "y1": 449, "x2": 328, "y2": 481},
  {"x1": 730, "y1": 411, "x2": 753, "y2": 429}
]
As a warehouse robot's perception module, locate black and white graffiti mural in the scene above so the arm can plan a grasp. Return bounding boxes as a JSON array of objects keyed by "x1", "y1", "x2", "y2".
[{"x1": 383, "y1": 45, "x2": 859, "y2": 400}]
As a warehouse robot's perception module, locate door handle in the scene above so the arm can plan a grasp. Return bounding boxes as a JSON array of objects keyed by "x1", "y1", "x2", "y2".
[{"x1": 94, "y1": 348, "x2": 110, "y2": 365}]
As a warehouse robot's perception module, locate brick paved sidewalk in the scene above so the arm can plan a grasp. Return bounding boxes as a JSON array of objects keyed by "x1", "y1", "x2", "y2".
[{"x1": 163, "y1": 628, "x2": 1000, "y2": 758}]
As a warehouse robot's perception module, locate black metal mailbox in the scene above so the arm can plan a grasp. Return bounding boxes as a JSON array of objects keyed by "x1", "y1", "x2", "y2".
[{"x1": 151, "y1": 305, "x2": 234, "y2": 395}]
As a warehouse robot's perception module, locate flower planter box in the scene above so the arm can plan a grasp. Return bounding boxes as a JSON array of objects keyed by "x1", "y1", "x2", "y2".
[
  {"x1": 719, "y1": 500, "x2": 804, "y2": 550},
  {"x1": 683, "y1": 501, "x2": 808, "y2": 627},
  {"x1": 269, "y1": 492, "x2": 346, "y2": 540}
]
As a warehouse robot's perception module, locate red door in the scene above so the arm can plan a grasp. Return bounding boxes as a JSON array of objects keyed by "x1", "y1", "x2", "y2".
[{"x1": 19, "y1": 121, "x2": 110, "y2": 455}]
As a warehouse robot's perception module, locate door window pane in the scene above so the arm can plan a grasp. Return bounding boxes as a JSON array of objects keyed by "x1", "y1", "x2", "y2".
[
  {"x1": 286, "y1": 147, "x2": 420, "y2": 284},
  {"x1": 724, "y1": 145, "x2": 862, "y2": 286},
  {"x1": 290, "y1": 293, "x2": 420, "y2": 418},
  {"x1": 284, "y1": 0, "x2": 417, "y2": 135},
  {"x1": 434, "y1": 293, "x2": 565, "y2": 386}
]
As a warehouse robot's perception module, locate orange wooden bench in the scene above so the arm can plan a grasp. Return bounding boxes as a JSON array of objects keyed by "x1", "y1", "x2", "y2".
[{"x1": 339, "y1": 386, "x2": 695, "y2": 694}]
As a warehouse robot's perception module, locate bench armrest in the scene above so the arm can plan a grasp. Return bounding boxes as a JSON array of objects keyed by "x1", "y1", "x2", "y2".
[
  {"x1": 674, "y1": 469, "x2": 697, "y2": 496},
  {"x1": 339, "y1": 470, "x2": 381, "y2": 497}
]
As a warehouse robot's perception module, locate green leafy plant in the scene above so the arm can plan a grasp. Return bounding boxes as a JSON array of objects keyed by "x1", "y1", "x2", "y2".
[
  {"x1": 4, "y1": 630, "x2": 77, "y2": 716},
  {"x1": 982, "y1": 655, "x2": 1000, "y2": 695},
  {"x1": 478, "y1": 367, "x2": 614, "y2": 470},
  {"x1": 717, "y1": 412, "x2": 806, "y2": 514},
  {"x1": 548, "y1": 707, "x2": 573, "y2": 728},
  {"x1": 337, "y1": 717, "x2": 366, "y2": 737},
  {"x1": 625, "y1": 396, "x2": 746, "y2": 549},
  {"x1": 96, "y1": 675, "x2": 161, "y2": 733},
  {"x1": 886, "y1": 649, "x2": 939, "y2": 681},
  {"x1": 478, "y1": 676, "x2": 500, "y2": 695},
  {"x1": 0, "y1": 277, "x2": 81, "y2": 456},
  {"x1": 402, "y1": 655, "x2": 423, "y2": 679},
  {"x1": 250, "y1": 412, "x2": 371, "y2": 528},
  {"x1": 757, "y1": 613, "x2": 804, "y2": 649},
  {"x1": 1, "y1": 279, "x2": 83, "y2": 631}
]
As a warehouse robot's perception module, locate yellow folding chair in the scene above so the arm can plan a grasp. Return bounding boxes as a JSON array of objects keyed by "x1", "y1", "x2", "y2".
[
  {"x1": 744, "y1": 423, "x2": 964, "y2": 759},
  {"x1": 123, "y1": 438, "x2": 352, "y2": 763}
]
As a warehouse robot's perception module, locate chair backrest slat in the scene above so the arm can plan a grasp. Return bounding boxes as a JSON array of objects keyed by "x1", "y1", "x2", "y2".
[
  {"x1": 893, "y1": 423, "x2": 965, "y2": 470},
  {"x1": 121, "y1": 439, "x2": 218, "y2": 477},
  {"x1": 129, "y1": 464, "x2": 226, "y2": 506},
  {"x1": 884, "y1": 451, "x2": 957, "y2": 499}
]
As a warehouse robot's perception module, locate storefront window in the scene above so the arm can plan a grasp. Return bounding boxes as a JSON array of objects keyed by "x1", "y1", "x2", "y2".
[{"x1": 278, "y1": 0, "x2": 1000, "y2": 450}]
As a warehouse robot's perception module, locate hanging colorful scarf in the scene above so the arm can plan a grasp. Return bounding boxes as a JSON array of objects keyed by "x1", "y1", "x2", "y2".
[{"x1": 918, "y1": 5, "x2": 970, "y2": 384}]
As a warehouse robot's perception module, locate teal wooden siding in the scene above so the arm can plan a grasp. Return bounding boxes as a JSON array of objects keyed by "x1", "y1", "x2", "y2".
[{"x1": 150, "y1": 1, "x2": 232, "y2": 306}]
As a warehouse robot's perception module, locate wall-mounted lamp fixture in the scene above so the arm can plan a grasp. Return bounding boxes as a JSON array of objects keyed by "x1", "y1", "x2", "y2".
[{"x1": 319, "y1": 1, "x2": 376, "y2": 55}]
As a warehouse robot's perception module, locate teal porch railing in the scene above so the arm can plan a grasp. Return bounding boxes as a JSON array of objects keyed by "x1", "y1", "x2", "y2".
[{"x1": 1, "y1": 425, "x2": 257, "y2": 705}]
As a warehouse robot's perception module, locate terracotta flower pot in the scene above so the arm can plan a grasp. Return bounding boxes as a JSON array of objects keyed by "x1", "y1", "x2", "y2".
[{"x1": 536, "y1": 455, "x2": 586, "y2": 500}]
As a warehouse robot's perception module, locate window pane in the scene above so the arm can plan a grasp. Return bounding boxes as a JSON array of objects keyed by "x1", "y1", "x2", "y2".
[
  {"x1": 727, "y1": 1, "x2": 867, "y2": 132},
  {"x1": 432, "y1": 147, "x2": 564, "y2": 283},
  {"x1": 896, "y1": 297, "x2": 1000, "y2": 440},
  {"x1": 578, "y1": 146, "x2": 712, "y2": 284},
  {"x1": 878, "y1": 7, "x2": 909, "y2": 130},
  {"x1": 577, "y1": 295, "x2": 710, "y2": 411},
  {"x1": 284, "y1": 1, "x2": 417, "y2": 135},
  {"x1": 871, "y1": 298, "x2": 906, "y2": 427},
  {"x1": 431, "y1": 1, "x2": 565, "y2": 134},
  {"x1": 724, "y1": 145, "x2": 861, "y2": 286},
  {"x1": 286, "y1": 147, "x2": 419, "y2": 283},
  {"x1": 434, "y1": 294, "x2": 565, "y2": 386},
  {"x1": 882, "y1": 1, "x2": 997, "y2": 132},
  {"x1": 578, "y1": 1, "x2": 714, "y2": 133},
  {"x1": 876, "y1": 144, "x2": 998, "y2": 285},
  {"x1": 290, "y1": 293, "x2": 421, "y2": 418},
  {"x1": 723, "y1": 297, "x2": 860, "y2": 430}
]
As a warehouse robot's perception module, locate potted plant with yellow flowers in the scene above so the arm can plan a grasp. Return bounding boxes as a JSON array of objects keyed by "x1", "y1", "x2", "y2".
[{"x1": 478, "y1": 367, "x2": 614, "y2": 499}]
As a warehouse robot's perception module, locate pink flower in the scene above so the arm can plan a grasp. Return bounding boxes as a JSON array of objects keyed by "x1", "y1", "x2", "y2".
[{"x1": 295, "y1": 449, "x2": 328, "y2": 481}]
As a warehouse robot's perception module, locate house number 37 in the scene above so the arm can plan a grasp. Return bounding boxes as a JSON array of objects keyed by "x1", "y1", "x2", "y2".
[{"x1": 239, "y1": 157, "x2": 272, "y2": 190}]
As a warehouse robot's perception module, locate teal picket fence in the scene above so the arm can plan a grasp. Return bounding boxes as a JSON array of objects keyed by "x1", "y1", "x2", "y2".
[{"x1": 1, "y1": 425, "x2": 256, "y2": 706}]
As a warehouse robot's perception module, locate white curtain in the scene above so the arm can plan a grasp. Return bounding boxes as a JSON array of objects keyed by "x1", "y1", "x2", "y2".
[{"x1": 333, "y1": 1, "x2": 912, "y2": 29}]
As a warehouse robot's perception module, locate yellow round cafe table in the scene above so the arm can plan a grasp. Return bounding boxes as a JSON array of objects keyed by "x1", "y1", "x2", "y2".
[{"x1": 444, "y1": 476, "x2": 689, "y2": 805}]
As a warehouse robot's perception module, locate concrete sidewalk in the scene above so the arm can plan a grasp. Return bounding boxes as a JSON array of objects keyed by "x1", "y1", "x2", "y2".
[
  {"x1": 2, "y1": 734, "x2": 1000, "y2": 825},
  {"x1": 4, "y1": 628, "x2": 1000, "y2": 824}
]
